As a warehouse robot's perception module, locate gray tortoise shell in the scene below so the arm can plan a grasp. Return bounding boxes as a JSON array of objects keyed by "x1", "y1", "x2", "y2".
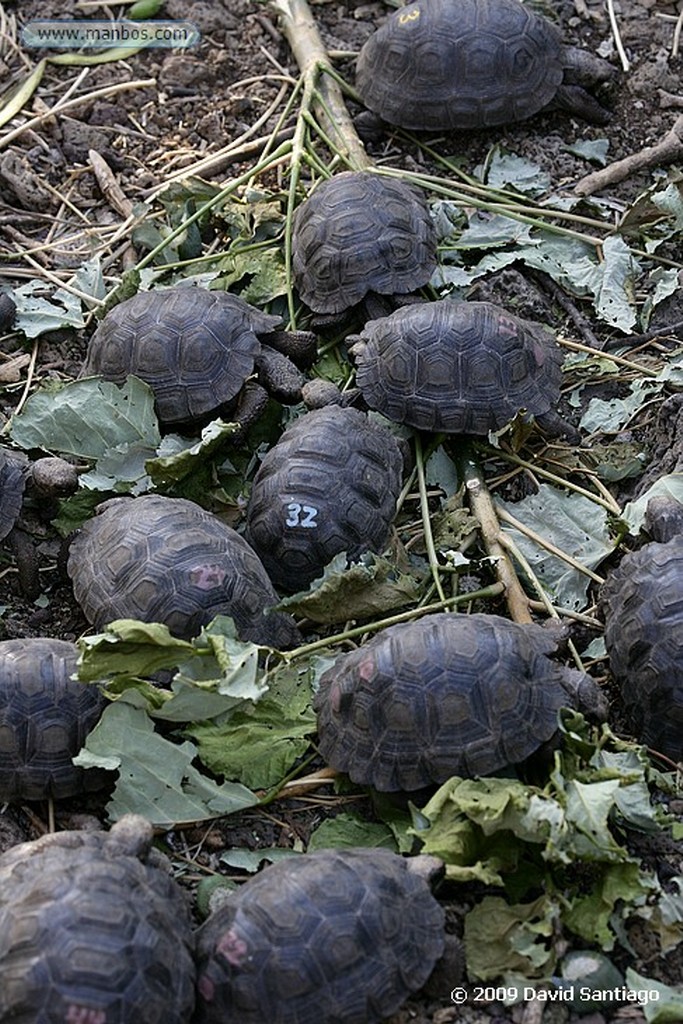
[
  {"x1": 356, "y1": 0, "x2": 564, "y2": 130},
  {"x1": 314, "y1": 612, "x2": 595, "y2": 790},
  {"x1": 350, "y1": 299, "x2": 564, "y2": 434},
  {"x1": 83, "y1": 286, "x2": 280, "y2": 426},
  {"x1": 291, "y1": 171, "x2": 437, "y2": 314},
  {"x1": 0, "y1": 816, "x2": 196, "y2": 1023},
  {"x1": 68, "y1": 495, "x2": 301, "y2": 648},
  {"x1": 0, "y1": 638, "x2": 106, "y2": 802},
  {"x1": 0, "y1": 448, "x2": 27, "y2": 541},
  {"x1": 600, "y1": 534, "x2": 683, "y2": 761},
  {"x1": 245, "y1": 406, "x2": 404, "y2": 592},
  {"x1": 194, "y1": 847, "x2": 445, "y2": 1024}
]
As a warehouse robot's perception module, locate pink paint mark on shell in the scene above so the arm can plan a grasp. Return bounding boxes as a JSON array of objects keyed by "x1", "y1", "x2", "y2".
[
  {"x1": 216, "y1": 928, "x2": 249, "y2": 966},
  {"x1": 198, "y1": 974, "x2": 216, "y2": 1002},
  {"x1": 357, "y1": 653, "x2": 376, "y2": 682},
  {"x1": 189, "y1": 563, "x2": 228, "y2": 589},
  {"x1": 65, "y1": 1005, "x2": 106, "y2": 1024}
]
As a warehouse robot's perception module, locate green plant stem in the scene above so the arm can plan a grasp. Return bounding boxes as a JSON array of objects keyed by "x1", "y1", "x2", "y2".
[
  {"x1": 414, "y1": 433, "x2": 447, "y2": 605},
  {"x1": 267, "y1": 0, "x2": 371, "y2": 171},
  {"x1": 133, "y1": 142, "x2": 294, "y2": 273},
  {"x1": 490, "y1": 449, "x2": 622, "y2": 514},
  {"x1": 283, "y1": 582, "x2": 506, "y2": 661}
]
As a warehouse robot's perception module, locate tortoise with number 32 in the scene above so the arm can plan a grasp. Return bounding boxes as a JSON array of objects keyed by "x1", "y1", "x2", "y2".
[{"x1": 245, "y1": 406, "x2": 404, "y2": 592}]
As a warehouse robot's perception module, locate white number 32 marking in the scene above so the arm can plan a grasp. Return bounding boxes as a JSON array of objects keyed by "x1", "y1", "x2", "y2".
[{"x1": 285, "y1": 502, "x2": 319, "y2": 528}]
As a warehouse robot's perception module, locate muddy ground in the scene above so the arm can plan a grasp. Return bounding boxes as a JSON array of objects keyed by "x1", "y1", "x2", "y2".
[{"x1": 0, "y1": 1, "x2": 682, "y2": 1022}]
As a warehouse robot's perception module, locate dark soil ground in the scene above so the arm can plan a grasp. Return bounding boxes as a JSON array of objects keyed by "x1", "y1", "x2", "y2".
[{"x1": 0, "y1": 1, "x2": 682, "y2": 1022}]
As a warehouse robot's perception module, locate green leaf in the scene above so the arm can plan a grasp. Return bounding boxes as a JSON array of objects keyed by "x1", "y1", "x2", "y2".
[
  {"x1": 308, "y1": 813, "x2": 396, "y2": 851},
  {"x1": 625, "y1": 970, "x2": 683, "y2": 1023},
  {"x1": 218, "y1": 248, "x2": 288, "y2": 306},
  {"x1": 186, "y1": 661, "x2": 316, "y2": 790},
  {"x1": 563, "y1": 862, "x2": 653, "y2": 947},
  {"x1": 277, "y1": 552, "x2": 423, "y2": 623},
  {"x1": 564, "y1": 138, "x2": 610, "y2": 165},
  {"x1": 77, "y1": 620, "x2": 196, "y2": 683},
  {"x1": 464, "y1": 894, "x2": 557, "y2": 981},
  {"x1": 498, "y1": 484, "x2": 614, "y2": 611},
  {"x1": 10, "y1": 376, "x2": 160, "y2": 459},
  {"x1": 413, "y1": 777, "x2": 542, "y2": 885},
  {"x1": 146, "y1": 419, "x2": 239, "y2": 487},
  {"x1": 219, "y1": 848, "x2": 300, "y2": 872},
  {"x1": 621, "y1": 473, "x2": 683, "y2": 535},
  {"x1": 563, "y1": 779, "x2": 627, "y2": 860},
  {"x1": 74, "y1": 701, "x2": 257, "y2": 826}
]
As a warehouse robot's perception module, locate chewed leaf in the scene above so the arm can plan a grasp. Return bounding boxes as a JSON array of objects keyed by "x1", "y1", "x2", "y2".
[
  {"x1": 497, "y1": 484, "x2": 614, "y2": 611},
  {"x1": 10, "y1": 376, "x2": 160, "y2": 459},
  {"x1": 74, "y1": 701, "x2": 257, "y2": 826}
]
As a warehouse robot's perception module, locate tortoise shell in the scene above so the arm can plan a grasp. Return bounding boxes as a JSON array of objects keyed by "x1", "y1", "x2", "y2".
[
  {"x1": 600, "y1": 533, "x2": 683, "y2": 761},
  {"x1": 0, "y1": 447, "x2": 27, "y2": 541},
  {"x1": 0, "y1": 638, "x2": 107, "y2": 802},
  {"x1": 291, "y1": 171, "x2": 437, "y2": 314},
  {"x1": 194, "y1": 847, "x2": 445, "y2": 1024},
  {"x1": 82, "y1": 286, "x2": 281, "y2": 426},
  {"x1": 356, "y1": 0, "x2": 565, "y2": 130},
  {"x1": 349, "y1": 299, "x2": 565, "y2": 435},
  {"x1": 314, "y1": 612, "x2": 601, "y2": 790},
  {"x1": 245, "y1": 406, "x2": 404, "y2": 592},
  {"x1": 0, "y1": 815, "x2": 196, "y2": 1023},
  {"x1": 67, "y1": 495, "x2": 301, "y2": 648}
]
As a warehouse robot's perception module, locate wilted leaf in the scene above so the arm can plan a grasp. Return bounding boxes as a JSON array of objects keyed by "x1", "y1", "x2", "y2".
[
  {"x1": 74, "y1": 700, "x2": 257, "y2": 826},
  {"x1": 564, "y1": 138, "x2": 610, "y2": 165},
  {"x1": 621, "y1": 474, "x2": 683, "y2": 535},
  {"x1": 146, "y1": 419, "x2": 239, "y2": 487},
  {"x1": 277, "y1": 552, "x2": 423, "y2": 623},
  {"x1": 477, "y1": 147, "x2": 551, "y2": 195},
  {"x1": 12, "y1": 280, "x2": 85, "y2": 337},
  {"x1": 579, "y1": 377, "x2": 661, "y2": 433},
  {"x1": 454, "y1": 212, "x2": 534, "y2": 249},
  {"x1": 465, "y1": 895, "x2": 557, "y2": 980},
  {"x1": 78, "y1": 619, "x2": 196, "y2": 683},
  {"x1": 78, "y1": 616, "x2": 268, "y2": 709}
]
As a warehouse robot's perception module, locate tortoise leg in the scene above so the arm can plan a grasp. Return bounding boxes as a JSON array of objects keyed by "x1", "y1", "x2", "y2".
[
  {"x1": 534, "y1": 409, "x2": 581, "y2": 446},
  {"x1": 7, "y1": 526, "x2": 40, "y2": 599},
  {"x1": 229, "y1": 379, "x2": 270, "y2": 440},
  {"x1": 255, "y1": 344, "x2": 305, "y2": 403},
  {"x1": 550, "y1": 83, "x2": 611, "y2": 125}
]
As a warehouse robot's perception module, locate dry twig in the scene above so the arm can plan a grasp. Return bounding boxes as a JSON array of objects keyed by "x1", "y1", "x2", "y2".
[{"x1": 574, "y1": 114, "x2": 683, "y2": 195}]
